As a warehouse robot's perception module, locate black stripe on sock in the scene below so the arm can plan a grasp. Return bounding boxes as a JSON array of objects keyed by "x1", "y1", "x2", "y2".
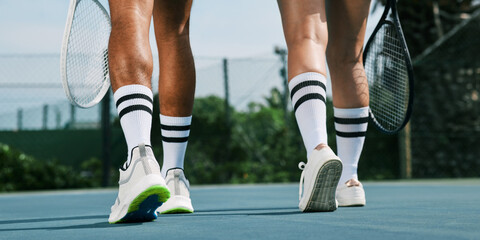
[
  {"x1": 293, "y1": 93, "x2": 326, "y2": 112},
  {"x1": 116, "y1": 93, "x2": 153, "y2": 108},
  {"x1": 162, "y1": 136, "x2": 189, "y2": 143},
  {"x1": 290, "y1": 80, "x2": 326, "y2": 100},
  {"x1": 118, "y1": 105, "x2": 152, "y2": 119},
  {"x1": 160, "y1": 124, "x2": 191, "y2": 131},
  {"x1": 336, "y1": 131, "x2": 367, "y2": 138},
  {"x1": 334, "y1": 117, "x2": 369, "y2": 124}
]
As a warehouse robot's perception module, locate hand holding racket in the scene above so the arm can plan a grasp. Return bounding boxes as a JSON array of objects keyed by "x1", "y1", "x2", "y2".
[
  {"x1": 60, "y1": 0, "x2": 111, "y2": 108},
  {"x1": 363, "y1": 0, "x2": 414, "y2": 134}
]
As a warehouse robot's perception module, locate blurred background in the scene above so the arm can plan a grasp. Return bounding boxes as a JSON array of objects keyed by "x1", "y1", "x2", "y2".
[{"x1": 0, "y1": 0, "x2": 479, "y2": 191}]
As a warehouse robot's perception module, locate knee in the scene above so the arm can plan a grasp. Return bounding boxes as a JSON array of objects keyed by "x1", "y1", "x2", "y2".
[
  {"x1": 109, "y1": 52, "x2": 153, "y2": 81},
  {"x1": 108, "y1": 38, "x2": 153, "y2": 79},
  {"x1": 154, "y1": 6, "x2": 191, "y2": 42},
  {"x1": 284, "y1": 16, "x2": 327, "y2": 50},
  {"x1": 157, "y1": 22, "x2": 190, "y2": 42},
  {"x1": 110, "y1": 11, "x2": 150, "y2": 46},
  {"x1": 110, "y1": 3, "x2": 151, "y2": 32}
]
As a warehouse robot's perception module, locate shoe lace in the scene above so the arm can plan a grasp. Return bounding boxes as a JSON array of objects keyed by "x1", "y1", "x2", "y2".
[{"x1": 298, "y1": 162, "x2": 306, "y2": 201}]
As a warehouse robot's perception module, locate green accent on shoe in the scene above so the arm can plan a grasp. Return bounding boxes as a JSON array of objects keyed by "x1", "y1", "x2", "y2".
[
  {"x1": 160, "y1": 208, "x2": 194, "y2": 214},
  {"x1": 128, "y1": 185, "x2": 170, "y2": 212},
  {"x1": 113, "y1": 185, "x2": 170, "y2": 224}
]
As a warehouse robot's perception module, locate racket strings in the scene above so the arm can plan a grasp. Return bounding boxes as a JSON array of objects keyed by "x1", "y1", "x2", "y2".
[
  {"x1": 65, "y1": 0, "x2": 110, "y2": 107},
  {"x1": 365, "y1": 22, "x2": 410, "y2": 131}
]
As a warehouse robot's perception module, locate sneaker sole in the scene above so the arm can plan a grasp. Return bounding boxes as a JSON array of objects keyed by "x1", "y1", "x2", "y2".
[
  {"x1": 160, "y1": 207, "x2": 194, "y2": 214},
  {"x1": 304, "y1": 160, "x2": 342, "y2": 212},
  {"x1": 337, "y1": 185, "x2": 366, "y2": 207},
  {"x1": 112, "y1": 185, "x2": 170, "y2": 224},
  {"x1": 338, "y1": 201, "x2": 366, "y2": 207},
  {"x1": 157, "y1": 195, "x2": 194, "y2": 214},
  {"x1": 338, "y1": 196, "x2": 366, "y2": 207}
]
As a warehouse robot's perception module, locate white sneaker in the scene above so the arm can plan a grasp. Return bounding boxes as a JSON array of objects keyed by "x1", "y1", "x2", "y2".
[
  {"x1": 156, "y1": 168, "x2": 194, "y2": 214},
  {"x1": 108, "y1": 144, "x2": 170, "y2": 223},
  {"x1": 336, "y1": 179, "x2": 366, "y2": 207},
  {"x1": 298, "y1": 146, "x2": 343, "y2": 212}
]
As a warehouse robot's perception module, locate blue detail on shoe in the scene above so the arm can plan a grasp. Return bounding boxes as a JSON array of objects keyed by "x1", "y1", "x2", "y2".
[
  {"x1": 114, "y1": 186, "x2": 170, "y2": 224},
  {"x1": 119, "y1": 195, "x2": 162, "y2": 223}
]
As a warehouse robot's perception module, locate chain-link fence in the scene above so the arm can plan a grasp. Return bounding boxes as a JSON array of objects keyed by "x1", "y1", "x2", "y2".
[
  {"x1": 0, "y1": 55, "x2": 284, "y2": 131},
  {"x1": 0, "y1": 50, "x2": 404, "y2": 186},
  {"x1": 411, "y1": 9, "x2": 480, "y2": 178},
  {"x1": 0, "y1": 53, "x2": 287, "y2": 172},
  {"x1": 3, "y1": 13, "x2": 479, "y2": 187}
]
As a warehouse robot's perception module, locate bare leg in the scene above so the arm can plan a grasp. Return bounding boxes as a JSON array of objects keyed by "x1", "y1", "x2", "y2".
[
  {"x1": 152, "y1": 0, "x2": 195, "y2": 214},
  {"x1": 278, "y1": 0, "x2": 329, "y2": 152},
  {"x1": 153, "y1": 0, "x2": 195, "y2": 116},
  {"x1": 326, "y1": 0, "x2": 371, "y2": 108},
  {"x1": 278, "y1": 0, "x2": 343, "y2": 213},
  {"x1": 107, "y1": 0, "x2": 170, "y2": 224},
  {"x1": 327, "y1": 1, "x2": 371, "y2": 201},
  {"x1": 108, "y1": 0, "x2": 154, "y2": 91},
  {"x1": 108, "y1": 0, "x2": 155, "y2": 164},
  {"x1": 277, "y1": 0, "x2": 328, "y2": 80}
]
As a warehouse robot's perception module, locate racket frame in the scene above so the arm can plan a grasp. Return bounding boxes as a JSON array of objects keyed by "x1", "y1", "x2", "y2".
[
  {"x1": 60, "y1": 0, "x2": 111, "y2": 108},
  {"x1": 363, "y1": 0, "x2": 415, "y2": 134}
]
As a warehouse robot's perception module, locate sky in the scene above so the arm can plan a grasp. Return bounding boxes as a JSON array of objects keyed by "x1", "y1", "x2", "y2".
[
  {"x1": 2, "y1": 0, "x2": 478, "y2": 57},
  {"x1": 0, "y1": 0, "x2": 287, "y2": 58},
  {"x1": 0, "y1": 0, "x2": 476, "y2": 129},
  {"x1": 0, "y1": 0, "x2": 383, "y2": 129},
  {"x1": 0, "y1": 0, "x2": 383, "y2": 58}
]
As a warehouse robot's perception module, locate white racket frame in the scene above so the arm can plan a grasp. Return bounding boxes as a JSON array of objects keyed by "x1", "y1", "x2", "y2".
[{"x1": 60, "y1": 0, "x2": 111, "y2": 108}]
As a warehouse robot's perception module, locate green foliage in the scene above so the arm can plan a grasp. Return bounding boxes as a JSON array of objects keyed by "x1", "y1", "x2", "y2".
[
  {"x1": 1, "y1": 88, "x2": 400, "y2": 192},
  {"x1": 0, "y1": 143, "x2": 121, "y2": 191},
  {"x1": 229, "y1": 103, "x2": 301, "y2": 183},
  {"x1": 150, "y1": 88, "x2": 399, "y2": 184},
  {"x1": 0, "y1": 143, "x2": 94, "y2": 192},
  {"x1": 79, "y1": 157, "x2": 119, "y2": 188}
]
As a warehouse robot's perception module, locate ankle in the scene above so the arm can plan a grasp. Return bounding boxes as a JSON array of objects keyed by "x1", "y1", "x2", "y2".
[
  {"x1": 314, "y1": 143, "x2": 328, "y2": 150},
  {"x1": 345, "y1": 179, "x2": 361, "y2": 187}
]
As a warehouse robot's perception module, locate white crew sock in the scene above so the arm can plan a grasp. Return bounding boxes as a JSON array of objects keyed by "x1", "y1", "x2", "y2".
[
  {"x1": 113, "y1": 84, "x2": 153, "y2": 169},
  {"x1": 160, "y1": 114, "x2": 191, "y2": 177},
  {"x1": 334, "y1": 107, "x2": 369, "y2": 185},
  {"x1": 289, "y1": 72, "x2": 328, "y2": 158}
]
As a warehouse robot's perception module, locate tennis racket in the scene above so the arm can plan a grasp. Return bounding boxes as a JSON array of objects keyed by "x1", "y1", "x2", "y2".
[
  {"x1": 60, "y1": 0, "x2": 111, "y2": 108},
  {"x1": 363, "y1": 0, "x2": 414, "y2": 134}
]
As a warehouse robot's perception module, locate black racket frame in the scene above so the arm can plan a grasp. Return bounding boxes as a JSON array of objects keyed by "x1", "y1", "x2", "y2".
[{"x1": 363, "y1": 0, "x2": 415, "y2": 134}]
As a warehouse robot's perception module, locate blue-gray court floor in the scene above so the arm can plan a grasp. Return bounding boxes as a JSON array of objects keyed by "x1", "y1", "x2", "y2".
[{"x1": 0, "y1": 179, "x2": 479, "y2": 240}]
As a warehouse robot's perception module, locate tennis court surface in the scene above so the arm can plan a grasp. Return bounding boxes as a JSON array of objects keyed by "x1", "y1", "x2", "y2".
[{"x1": 1, "y1": 179, "x2": 479, "y2": 240}]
